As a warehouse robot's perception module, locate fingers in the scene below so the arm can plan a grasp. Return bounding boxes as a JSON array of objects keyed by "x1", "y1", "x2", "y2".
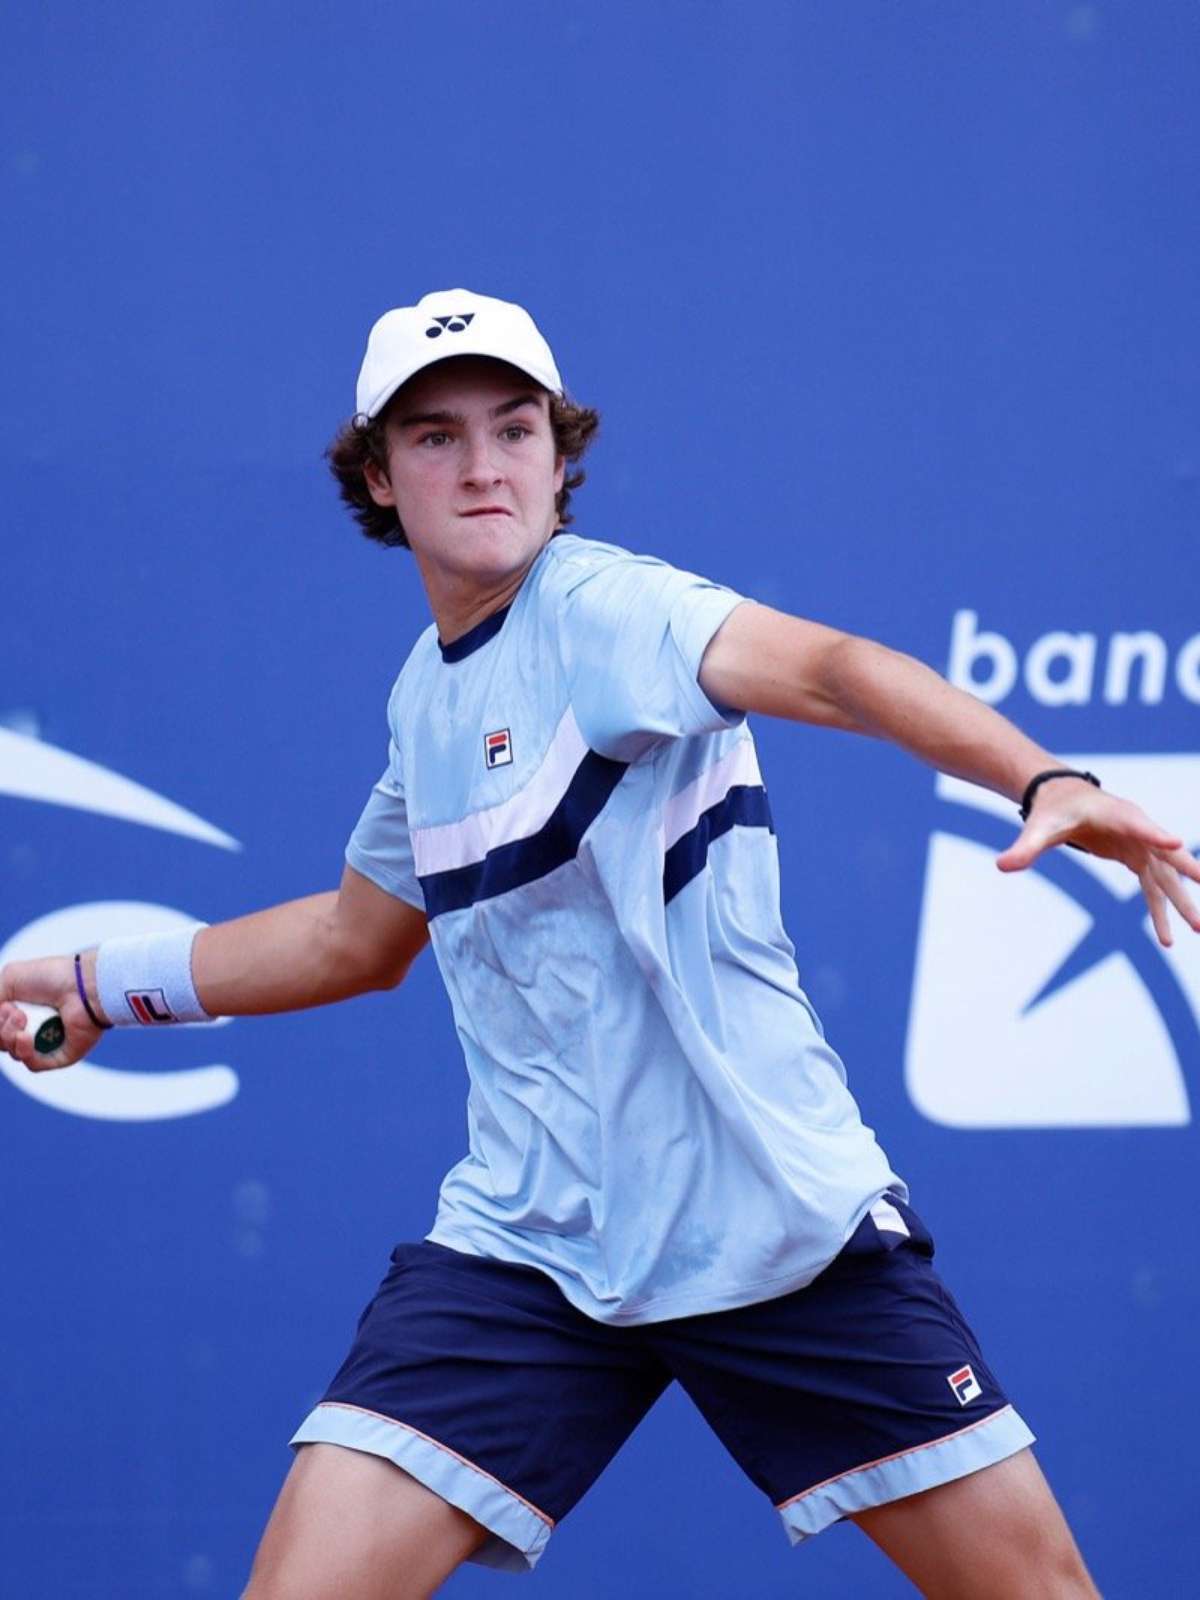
[
  {"x1": 1159, "y1": 845, "x2": 1200, "y2": 886},
  {"x1": 1140, "y1": 863, "x2": 1174, "y2": 947},
  {"x1": 0, "y1": 1002, "x2": 46, "y2": 1070},
  {"x1": 996, "y1": 823, "x2": 1057, "y2": 873},
  {"x1": 1146, "y1": 855, "x2": 1200, "y2": 939},
  {"x1": 0, "y1": 1000, "x2": 30, "y2": 1057},
  {"x1": 1150, "y1": 831, "x2": 1185, "y2": 852},
  {"x1": 0, "y1": 999, "x2": 94, "y2": 1072},
  {"x1": 999, "y1": 812, "x2": 1200, "y2": 950}
]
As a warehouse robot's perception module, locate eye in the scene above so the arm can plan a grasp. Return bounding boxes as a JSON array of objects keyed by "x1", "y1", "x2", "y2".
[
  {"x1": 502, "y1": 424, "x2": 531, "y2": 442},
  {"x1": 419, "y1": 430, "x2": 452, "y2": 447}
]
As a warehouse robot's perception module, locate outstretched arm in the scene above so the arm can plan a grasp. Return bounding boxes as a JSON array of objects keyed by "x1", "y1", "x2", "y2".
[
  {"x1": 699, "y1": 602, "x2": 1200, "y2": 946},
  {"x1": 0, "y1": 864, "x2": 428, "y2": 1072},
  {"x1": 189, "y1": 864, "x2": 428, "y2": 1017}
]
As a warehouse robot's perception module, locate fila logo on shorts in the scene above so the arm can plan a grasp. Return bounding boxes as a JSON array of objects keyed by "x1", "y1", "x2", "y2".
[
  {"x1": 426, "y1": 313, "x2": 476, "y2": 339},
  {"x1": 484, "y1": 729, "x2": 513, "y2": 769},
  {"x1": 947, "y1": 1364, "x2": 982, "y2": 1406},
  {"x1": 125, "y1": 989, "x2": 177, "y2": 1025}
]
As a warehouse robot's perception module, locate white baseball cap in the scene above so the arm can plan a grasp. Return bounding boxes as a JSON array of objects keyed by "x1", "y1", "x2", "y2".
[{"x1": 355, "y1": 288, "x2": 563, "y2": 421}]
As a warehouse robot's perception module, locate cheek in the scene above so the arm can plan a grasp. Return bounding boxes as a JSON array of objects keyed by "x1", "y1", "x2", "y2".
[{"x1": 390, "y1": 460, "x2": 450, "y2": 517}]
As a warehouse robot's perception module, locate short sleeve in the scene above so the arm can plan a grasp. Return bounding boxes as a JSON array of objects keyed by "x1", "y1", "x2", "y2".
[
  {"x1": 345, "y1": 738, "x2": 425, "y2": 911},
  {"x1": 559, "y1": 551, "x2": 748, "y2": 760}
]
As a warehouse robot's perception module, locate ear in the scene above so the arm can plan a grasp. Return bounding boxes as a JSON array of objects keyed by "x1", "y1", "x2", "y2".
[
  {"x1": 553, "y1": 454, "x2": 566, "y2": 496},
  {"x1": 363, "y1": 454, "x2": 397, "y2": 508}
]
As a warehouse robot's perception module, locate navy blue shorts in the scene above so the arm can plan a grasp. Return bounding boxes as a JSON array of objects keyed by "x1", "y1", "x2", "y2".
[{"x1": 291, "y1": 1197, "x2": 1034, "y2": 1572}]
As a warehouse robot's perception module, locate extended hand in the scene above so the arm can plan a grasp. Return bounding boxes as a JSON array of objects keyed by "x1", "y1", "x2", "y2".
[
  {"x1": 0, "y1": 956, "x2": 102, "y2": 1072},
  {"x1": 995, "y1": 778, "x2": 1200, "y2": 947}
]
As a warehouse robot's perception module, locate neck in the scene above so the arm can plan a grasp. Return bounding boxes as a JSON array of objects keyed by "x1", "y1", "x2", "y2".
[{"x1": 416, "y1": 538, "x2": 553, "y2": 648}]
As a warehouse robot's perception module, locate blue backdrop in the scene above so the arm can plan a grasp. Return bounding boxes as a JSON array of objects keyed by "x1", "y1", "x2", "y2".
[{"x1": 3, "y1": 4, "x2": 1197, "y2": 1594}]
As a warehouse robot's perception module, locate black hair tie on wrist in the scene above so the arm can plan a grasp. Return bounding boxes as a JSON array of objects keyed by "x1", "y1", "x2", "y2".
[
  {"x1": 74, "y1": 953, "x2": 112, "y2": 1030},
  {"x1": 1019, "y1": 768, "x2": 1101, "y2": 819},
  {"x1": 1018, "y1": 768, "x2": 1101, "y2": 855}
]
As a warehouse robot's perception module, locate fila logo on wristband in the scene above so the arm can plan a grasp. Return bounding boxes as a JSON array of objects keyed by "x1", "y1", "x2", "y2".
[{"x1": 126, "y1": 989, "x2": 177, "y2": 1024}]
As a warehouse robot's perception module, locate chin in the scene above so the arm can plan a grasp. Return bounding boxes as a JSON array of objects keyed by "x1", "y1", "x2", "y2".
[{"x1": 455, "y1": 523, "x2": 548, "y2": 575}]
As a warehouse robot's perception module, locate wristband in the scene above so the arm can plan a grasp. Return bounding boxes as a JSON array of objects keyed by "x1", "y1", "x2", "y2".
[
  {"x1": 74, "y1": 953, "x2": 112, "y2": 1030},
  {"x1": 95, "y1": 926, "x2": 213, "y2": 1026}
]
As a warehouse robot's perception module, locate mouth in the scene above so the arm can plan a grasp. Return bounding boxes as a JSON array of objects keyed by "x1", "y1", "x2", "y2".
[{"x1": 460, "y1": 507, "x2": 512, "y2": 518}]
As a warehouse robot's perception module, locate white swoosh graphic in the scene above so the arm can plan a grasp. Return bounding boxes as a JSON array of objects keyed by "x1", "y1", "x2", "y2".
[
  {"x1": 0, "y1": 728, "x2": 239, "y2": 850},
  {"x1": 0, "y1": 1051, "x2": 238, "y2": 1122}
]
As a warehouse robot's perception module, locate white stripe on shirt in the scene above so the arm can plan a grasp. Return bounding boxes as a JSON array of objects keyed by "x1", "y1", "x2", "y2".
[
  {"x1": 411, "y1": 706, "x2": 588, "y2": 877},
  {"x1": 661, "y1": 738, "x2": 763, "y2": 853}
]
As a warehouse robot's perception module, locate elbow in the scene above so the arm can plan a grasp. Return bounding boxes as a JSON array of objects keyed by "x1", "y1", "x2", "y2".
[
  {"x1": 364, "y1": 952, "x2": 416, "y2": 992},
  {"x1": 339, "y1": 935, "x2": 416, "y2": 993},
  {"x1": 321, "y1": 918, "x2": 417, "y2": 998},
  {"x1": 813, "y1": 635, "x2": 878, "y2": 735}
]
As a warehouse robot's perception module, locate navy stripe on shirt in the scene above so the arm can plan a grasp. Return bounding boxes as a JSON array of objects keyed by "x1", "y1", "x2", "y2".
[
  {"x1": 663, "y1": 785, "x2": 774, "y2": 904},
  {"x1": 418, "y1": 750, "x2": 629, "y2": 919}
]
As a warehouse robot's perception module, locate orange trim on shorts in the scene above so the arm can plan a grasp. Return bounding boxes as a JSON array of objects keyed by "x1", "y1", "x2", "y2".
[
  {"x1": 774, "y1": 1403, "x2": 1017, "y2": 1511},
  {"x1": 313, "y1": 1400, "x2": 556, "y2": 1529}
]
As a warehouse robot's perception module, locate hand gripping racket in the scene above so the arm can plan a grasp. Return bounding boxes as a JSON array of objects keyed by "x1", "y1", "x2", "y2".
[{"x1": 23, "y1": 1003, "x2": 67, "y2": 1056}]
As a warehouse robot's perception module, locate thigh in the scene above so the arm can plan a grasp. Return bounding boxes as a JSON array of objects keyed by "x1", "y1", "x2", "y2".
[
  {"x1": 852, "y1": 1447, "x2": 1098, "y2": 1598},
  {"x1": 654, "y1": 1197, "x2": 1036, "y2": 1545},
  {"x1": 244, "y1": 1442, "x2": 486, "y2": 1600},
  {"x1": 289, "y1": 1242, "x2": 669, "y2": 1573}
]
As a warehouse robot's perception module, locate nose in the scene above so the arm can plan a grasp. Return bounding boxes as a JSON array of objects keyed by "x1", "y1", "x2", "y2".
[{"x1": 461, "y1": 428, "x2": 503, "y2": 489}]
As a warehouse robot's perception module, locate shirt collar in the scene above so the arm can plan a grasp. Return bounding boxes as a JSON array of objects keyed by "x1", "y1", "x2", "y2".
[{"x1": 437, "y1": 602, "x2": 512, "y2": 664}]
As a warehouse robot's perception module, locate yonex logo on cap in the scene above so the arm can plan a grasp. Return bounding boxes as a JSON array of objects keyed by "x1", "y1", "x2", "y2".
[
  {"x1": 426, "y1": 313, "x2": 476, "y2": 340},
  {"x1": 947, "y1": 1364, "x2": 982, "y2": 1406}
]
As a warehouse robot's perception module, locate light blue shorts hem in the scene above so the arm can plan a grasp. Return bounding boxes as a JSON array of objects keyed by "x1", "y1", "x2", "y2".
[
  {"x1": 290, "y1": 1401, "x2": 552, "y2": 1573},
  {"x1": 776, "y1": 1404, "x2": 1036, "y2": 1544}
]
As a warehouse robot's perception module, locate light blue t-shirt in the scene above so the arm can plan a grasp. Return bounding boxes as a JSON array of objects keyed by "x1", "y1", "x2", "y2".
[{"x1": 347, "y1": 533, "x2": 903, "y2": 1325}]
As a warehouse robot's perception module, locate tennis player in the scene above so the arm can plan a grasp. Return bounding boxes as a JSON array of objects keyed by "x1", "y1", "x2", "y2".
[{"x1": 3, "y1": 290, "x2": 1198, "y2": 1599}]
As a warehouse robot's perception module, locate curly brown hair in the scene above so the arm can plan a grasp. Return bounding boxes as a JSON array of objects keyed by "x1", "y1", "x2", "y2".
[{"x1": 326, "y1": 368, "x2": 600, "y2": 550}]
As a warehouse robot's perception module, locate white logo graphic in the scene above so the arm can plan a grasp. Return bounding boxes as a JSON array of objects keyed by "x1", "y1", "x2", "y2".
[
  {"x1": 947, "y1": 611, "x2": 1200, "y2": 709},
  {"x1": 0, "y1": 726, "x2": 238, "y2": 848},
  {"x1": 906, "y1": 754, "x2": 1199, "y2": 1129},
  {"x1": 0, "y1": 728, "x2": 240, "y2": 1122}
]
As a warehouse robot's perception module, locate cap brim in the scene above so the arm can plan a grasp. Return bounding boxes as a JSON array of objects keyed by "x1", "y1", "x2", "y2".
[{"x1": 365, "y1": 346, "x2": 562, "y2": 420}]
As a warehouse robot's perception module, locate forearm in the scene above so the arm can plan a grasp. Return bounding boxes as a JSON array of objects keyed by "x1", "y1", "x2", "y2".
[
  {"x1": 80, "y1": 891, "x2": 398, "y2": 1024},
  {"x1": 823, "y1": 635, "x2": 1061, "y2": 803},
  {"x1": 192, "y1": 892, "x2": 401, "y2": 1016}
]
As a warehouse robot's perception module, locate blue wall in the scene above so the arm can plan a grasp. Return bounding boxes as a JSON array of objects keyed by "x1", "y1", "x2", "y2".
[{"x1": 3, "y1": 5, "x2": 1197, "y2": 1594}]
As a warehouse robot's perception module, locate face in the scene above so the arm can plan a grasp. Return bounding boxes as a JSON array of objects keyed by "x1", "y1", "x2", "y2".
[{"x1": 365, "y1": 356, "x2": 565, "y2": 601}]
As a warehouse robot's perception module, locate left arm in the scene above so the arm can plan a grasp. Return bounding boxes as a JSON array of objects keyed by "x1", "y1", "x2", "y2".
[{"x1": 699, "y1": 602, "x2": 1200, "y2": 946}]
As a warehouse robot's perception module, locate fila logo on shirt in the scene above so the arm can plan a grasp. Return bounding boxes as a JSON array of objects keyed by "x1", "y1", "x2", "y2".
[
  {"x1": 484, "y1": 728, "x2": 513, "y2": 768},
  {"x1": 947, "y1": 1365, "x2": 982, "y2": 1406},
  {"x1": 425, "y1": 313, "x2": 475, "y2": 339},
  {"x1": 906, "y1": 751, "x2": 1200, "y2": 1130}
]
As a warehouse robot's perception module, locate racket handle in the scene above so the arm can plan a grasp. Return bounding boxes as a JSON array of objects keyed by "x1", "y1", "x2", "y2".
[{"x1": 23, "y1": 1004, "x2": 67, "y2": 1056}]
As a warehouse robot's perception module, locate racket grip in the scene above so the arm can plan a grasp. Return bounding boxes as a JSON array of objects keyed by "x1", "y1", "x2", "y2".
[{"x1": 23, "y1": 1004, "x2": 67, "y2": 1056}]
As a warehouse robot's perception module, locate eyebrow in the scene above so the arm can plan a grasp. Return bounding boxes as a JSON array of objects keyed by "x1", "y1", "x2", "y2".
[{"x1": 396, "y1": 394, "x2": 543, "y2": 429}]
